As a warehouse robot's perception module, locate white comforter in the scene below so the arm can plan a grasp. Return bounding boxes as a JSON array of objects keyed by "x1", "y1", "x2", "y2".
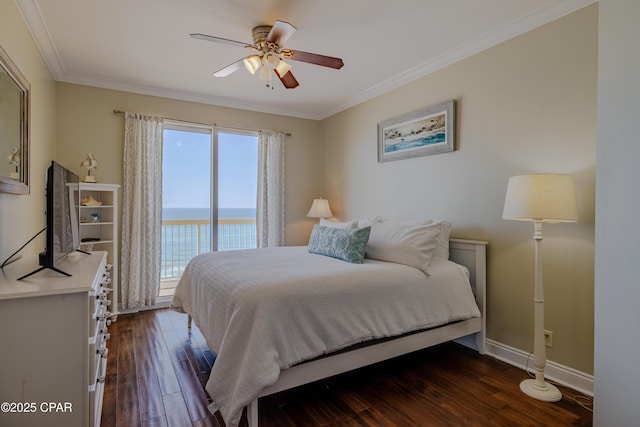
[{"x1": 171, "y1": 246, "x2": 480, "y2": 427}]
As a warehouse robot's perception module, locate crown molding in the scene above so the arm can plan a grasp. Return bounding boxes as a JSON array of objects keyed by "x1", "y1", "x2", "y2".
[
  {"x1": 56, "y1": 72, "x2": 320, "y2": 120},
  {"x1": 13, "y1": 0, "x2": 65, "y2": 78},
  {"x1": 318, "y1": 0, "x2": 597, "y2": 120},
  {"x1": 15, "y1": 0, "x2": 596, "y2": 121}
]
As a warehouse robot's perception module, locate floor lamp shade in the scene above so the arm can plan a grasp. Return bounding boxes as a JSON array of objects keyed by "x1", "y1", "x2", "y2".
[
  {"x1": 503, "y1": 174, "x2": 578, "y2": 223},
  {"x1": 503, "y1": 174, "x2": 577, "y2": 402},
  {"x1": 306, "y1": 198, "x2": 333, "y2": 219}
]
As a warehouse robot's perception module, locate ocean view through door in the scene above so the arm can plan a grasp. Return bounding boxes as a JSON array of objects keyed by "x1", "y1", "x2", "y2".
[{"x1": 160, "y1": 124, "x2": 258, "y2": 297}]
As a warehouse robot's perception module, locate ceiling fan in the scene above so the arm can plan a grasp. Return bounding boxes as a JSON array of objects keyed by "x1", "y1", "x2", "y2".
[{"x1": 190, "y1": 20, "x2": 344, "y2": 89}]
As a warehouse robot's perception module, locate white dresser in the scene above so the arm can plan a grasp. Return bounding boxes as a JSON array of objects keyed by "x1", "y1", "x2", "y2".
[{"x1": 0, "y1": 251, "x2": 112, "y2": 427}]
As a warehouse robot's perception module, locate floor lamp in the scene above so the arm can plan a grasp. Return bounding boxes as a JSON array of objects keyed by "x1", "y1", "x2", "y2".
[{"x1": 502, "y1": 174, "x2": 578, "y2": 402}]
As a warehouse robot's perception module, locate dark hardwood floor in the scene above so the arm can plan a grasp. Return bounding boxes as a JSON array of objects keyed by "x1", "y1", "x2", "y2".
[{"x1": 101, "y1": 309, "x2": 592, "y2": 426}]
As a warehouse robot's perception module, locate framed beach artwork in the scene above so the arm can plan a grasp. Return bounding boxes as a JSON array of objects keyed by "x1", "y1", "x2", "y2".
[{"x1": 377, "y1": 100, "x2": 455, "y2": 162}]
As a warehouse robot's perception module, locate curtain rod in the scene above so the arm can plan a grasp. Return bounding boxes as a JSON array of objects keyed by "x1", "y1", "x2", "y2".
[{"x1": 112, "y1": 109, "x2": 291, "y2": 136}]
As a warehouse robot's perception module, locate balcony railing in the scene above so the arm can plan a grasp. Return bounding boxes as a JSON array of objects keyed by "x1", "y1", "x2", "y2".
[{"x1": 161, "y1": 218, "x2": 256, "y2": 282}]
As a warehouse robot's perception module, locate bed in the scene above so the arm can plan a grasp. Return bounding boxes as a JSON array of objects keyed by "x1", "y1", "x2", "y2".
[{"x1": 171, "y1": 231, "x2": 487, "y2": 427}]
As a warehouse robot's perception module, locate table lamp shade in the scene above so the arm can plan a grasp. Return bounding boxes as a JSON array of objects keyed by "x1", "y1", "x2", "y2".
[
  {"x1": 503, "y1": 174, "x2": 578, "y2": 223},
  {"x1": 307, "y1": 198, "x2": 333, "y2": 219}
]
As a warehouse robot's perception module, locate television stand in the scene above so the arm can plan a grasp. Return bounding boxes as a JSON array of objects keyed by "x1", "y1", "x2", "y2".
[
  {"x1": 18, "y1": 249, "x2": 94, "y2": 281},
  {"x1": 18, "y1": 265, "x2": 72, "y2": 281}
]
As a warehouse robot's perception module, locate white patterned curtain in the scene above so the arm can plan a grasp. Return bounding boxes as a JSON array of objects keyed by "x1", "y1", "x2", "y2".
[
  {"x1": 120, "y1": 112, "x2": 164, "y2": 309},
  {"x1": 256, "y1": 131, "x2": 285, "y2": 248}
]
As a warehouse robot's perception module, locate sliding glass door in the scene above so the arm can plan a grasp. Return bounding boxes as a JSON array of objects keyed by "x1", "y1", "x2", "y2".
[
  {"x1": 217, "y1": 131, "x2": 258, "y2": 251},
  {"x1": 160, "y1": 123, "x2": 258, "y2": 297}
]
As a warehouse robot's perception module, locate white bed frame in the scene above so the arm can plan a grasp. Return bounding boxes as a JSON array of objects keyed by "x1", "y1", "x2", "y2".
[{"x1": 244, "y1": 238, "x2": 488, "y2": 427}]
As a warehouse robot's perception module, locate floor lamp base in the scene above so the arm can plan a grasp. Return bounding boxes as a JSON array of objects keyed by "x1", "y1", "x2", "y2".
[{"x1": 520, "y1": 379, "x2": 562, "y2": 402}]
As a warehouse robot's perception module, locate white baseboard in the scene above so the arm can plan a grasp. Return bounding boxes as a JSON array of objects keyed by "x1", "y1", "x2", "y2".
[
  {"x1": 116, "y1": 297, "x2": 172, "y2": 315},
  {"x1": 485, "y1": 339, "x2": 593, "y2": 397}
]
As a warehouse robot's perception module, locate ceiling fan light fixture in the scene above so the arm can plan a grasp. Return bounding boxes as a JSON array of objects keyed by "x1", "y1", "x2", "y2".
[
  {"x1": 262, "y1": 52, "x2": 280, "y2": 70},
  {"x1": 243, "y1": 55, "x2": 262, "y2": 75},
  {"x1": 258, "y1": 65, "x2": 271, "y2": 81}
]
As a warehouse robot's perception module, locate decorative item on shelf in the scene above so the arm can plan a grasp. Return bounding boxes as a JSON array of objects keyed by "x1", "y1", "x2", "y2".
[
  {"x1": 81, "y1": 195, "x2": 102, "y2": 206},
  {"x1": 80, "y1": 237, "x2": 101, "y2": 253},
  {"x1": 306, "y1": 198, "x2": 333, "y2": 221},
  {"x1": 503, "y1": 173, "x2": 578, "y2": 402},
  {"x1": 80, "y1": 153, "x2": 98, "y2": 183},
  {"x1": 90, "y1": 212, "x2": 101, "y2": 222},
  {"x1": 7, "y1": 147, "x2": 20, "y2": 180}
]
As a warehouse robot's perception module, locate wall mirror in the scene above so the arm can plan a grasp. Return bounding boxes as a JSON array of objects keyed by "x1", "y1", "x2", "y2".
[{"x1": 0, "y1": 45, "x2": 30, "y2": 195}]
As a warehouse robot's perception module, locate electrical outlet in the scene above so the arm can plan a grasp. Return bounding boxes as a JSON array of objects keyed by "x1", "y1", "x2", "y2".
[{"x1": 544, "y1": 330, "x2": 553, "y2": 347}]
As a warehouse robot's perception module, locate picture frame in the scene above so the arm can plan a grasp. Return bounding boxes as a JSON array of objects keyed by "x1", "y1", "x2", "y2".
[{"x1": 377, "y1": 100, "x2": 455, "y2": 163}]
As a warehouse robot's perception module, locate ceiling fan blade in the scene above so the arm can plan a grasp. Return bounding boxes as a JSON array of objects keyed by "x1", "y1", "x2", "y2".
[
  {"x1": 267, "y1": 20, "x2": 297, "y2": 46},
  {"x1": 213, "y1": 59, "x2": 245, "y2": 77},
  {"x1": 275, "y1": 69, "x2": 299, "y2": 89},
  {"x1": 284, "y1": 49, "x2": 344, "y2": 69},
  {"x1": 190, "y1": 33, "x2": 258, "y2": 50}
]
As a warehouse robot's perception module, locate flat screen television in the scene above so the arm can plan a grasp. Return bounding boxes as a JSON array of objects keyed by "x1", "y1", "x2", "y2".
[{"x1": 19, "y1": 161, "x2": 81, "y2": 280}]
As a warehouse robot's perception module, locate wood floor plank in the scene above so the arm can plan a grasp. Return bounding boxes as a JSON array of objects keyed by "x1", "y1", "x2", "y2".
[
  {"x1": 134, "y1": 331, "x2": 158, "y2": 379},
  {"x1": 101, "y1": 372, "x2": 118, "y2": 427},
  {"x1": 117, "y1": 373, "x2": 142, "y2": 427},
  {"x1": 142, "y1": 416, "x2": 168, "y2": 427},
  {"x1": 102, "y1": 309, "x2": 593, "y2": 427},
  {"x1": 150, "y1": 343, "x2": 182, "y2": 395},
  {"x1": 137, "y1": 373, "x2": 165, "y2": 422},
  {"x1": 192, "y1": 412, "x2": 225, "y2": 427},
  {"x1": 162, "y1": 392, "x2": 193, "y2": 427},
  {"x1": 173, "y1": 358, "x2": 213, "y2": 422}
]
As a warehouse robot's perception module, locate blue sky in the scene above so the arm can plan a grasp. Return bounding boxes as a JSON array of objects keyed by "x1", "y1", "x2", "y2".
[{"x1": 162, "y1": 129, "x2": 258, "y2": 209}]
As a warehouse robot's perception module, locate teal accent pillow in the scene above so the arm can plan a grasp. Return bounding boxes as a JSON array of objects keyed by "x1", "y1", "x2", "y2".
[{"x1": 308, "y1": 225, "x2": 371, "y2": 264}]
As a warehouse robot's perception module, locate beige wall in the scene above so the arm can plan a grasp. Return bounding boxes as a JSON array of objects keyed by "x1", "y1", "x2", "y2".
[
  {"x1": 321, "y1": 5, "x2": 597, "y2": 374},
  {"x1": 54, "y1": 83, "x2": 323, "y2": 246},
  {"x1": 0, "y1": 0, "x2": 56, "y2": 262}
]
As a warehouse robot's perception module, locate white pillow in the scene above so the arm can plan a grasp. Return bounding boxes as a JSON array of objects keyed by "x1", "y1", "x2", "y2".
[
  {"x1": 432, "y1": 220, "x2": 452, "y2": 259},
  {"x1": 376, "y1": 217, "x2": 433, "y2": 226},
  {"x1": 365, "y1": 220, "x2": 442, "y2": 275},
  {"x1": 356, "y1": 216, "x2": 381, "y2": 228},
  {"x1": 363, "y1": 217, "x2": 451, "y2": 259},
  {"x1": 319, "y1": 218, "x2": 358, "y2": 229}
]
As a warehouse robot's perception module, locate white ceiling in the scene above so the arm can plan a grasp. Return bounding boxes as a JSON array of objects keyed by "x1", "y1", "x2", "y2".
[{"x1": 15, "y1": 0, "x2": 594, "y2": 120}]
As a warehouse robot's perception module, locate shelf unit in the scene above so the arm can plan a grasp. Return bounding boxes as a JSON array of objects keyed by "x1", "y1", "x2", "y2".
[{"x1": 76, "y1": 182, "x2": 120, "y2": 319}]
